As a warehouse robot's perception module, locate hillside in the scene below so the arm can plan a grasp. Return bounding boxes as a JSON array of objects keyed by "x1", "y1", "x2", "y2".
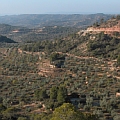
[{"x1": 0, "y1": 16, "x2": 120, "y2": 120}]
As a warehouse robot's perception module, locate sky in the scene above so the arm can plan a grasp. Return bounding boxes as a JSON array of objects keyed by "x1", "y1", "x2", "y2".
[{"x1": 0, "y1": 0, "x2": 120, "y2": 15}]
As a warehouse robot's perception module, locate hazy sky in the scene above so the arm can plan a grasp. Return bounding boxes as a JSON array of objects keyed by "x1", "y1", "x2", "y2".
[{"x1": 0, "y1": 0, "x2": 120, "y2": 15}]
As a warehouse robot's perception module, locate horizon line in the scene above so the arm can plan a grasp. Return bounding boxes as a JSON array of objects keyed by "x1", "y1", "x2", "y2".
[{"x1": 0, "y1": 12, "x2": 120, "y2": 16}]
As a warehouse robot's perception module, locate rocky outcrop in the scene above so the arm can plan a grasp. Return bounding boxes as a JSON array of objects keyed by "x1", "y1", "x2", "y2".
[
  {"x1": 87, "y1": 26, "x2": 120, "y2": 32},
  {"x1": 87, "y1": 20, "x2": 120, "y2": 35}
]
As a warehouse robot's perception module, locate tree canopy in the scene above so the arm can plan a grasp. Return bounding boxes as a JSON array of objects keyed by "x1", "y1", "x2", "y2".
[{"x1": 50, "y1": 103, "x2": 98, "y2": 120}]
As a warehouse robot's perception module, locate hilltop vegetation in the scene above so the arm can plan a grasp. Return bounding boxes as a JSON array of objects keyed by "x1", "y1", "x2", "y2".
[
  {"x1": 88, "y1": 15, "x2": 120, "y2": 38},
  {"x1": 93, "y1": 15, "x2": 120, "y2": 28}
]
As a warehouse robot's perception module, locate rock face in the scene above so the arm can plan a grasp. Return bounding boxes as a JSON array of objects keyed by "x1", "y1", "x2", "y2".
[
  {"x1": 87, "y1": 27, "x2": 120, "y2": 32},
  {"x1": 116, "y1": 92, "x2": 120, "y2": 97}
]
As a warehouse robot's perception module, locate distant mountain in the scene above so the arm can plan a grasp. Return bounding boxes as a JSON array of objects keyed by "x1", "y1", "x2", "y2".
[
  {"x1": 0, "y1": 14, "x2": 112, "y2": 28},
  {"x1": 0, "y1": 35, "x2": 16, "y2": 43}
]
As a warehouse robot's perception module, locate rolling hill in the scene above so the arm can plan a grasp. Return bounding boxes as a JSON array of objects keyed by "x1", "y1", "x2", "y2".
[
  {"x1": 0, "y1": 14, "x2": 112, "y2": 28},
  {"x1": 0, "y1": 14, "x2": 113, "y2": 42},
  {"x1": 0, "y1": 24, "x2": 78, "y2": 42}
]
